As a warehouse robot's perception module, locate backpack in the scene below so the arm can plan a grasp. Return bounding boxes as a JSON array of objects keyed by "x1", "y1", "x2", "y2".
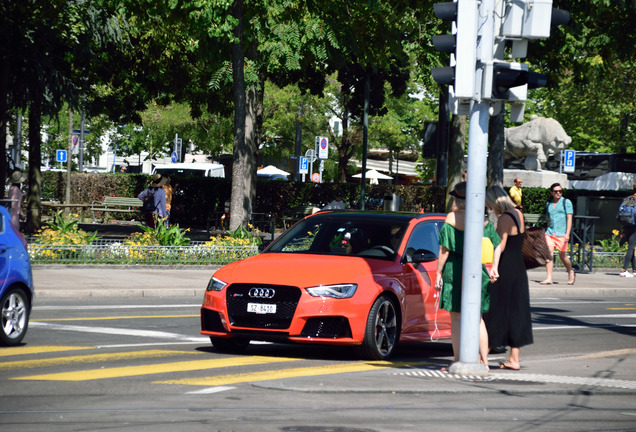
[
  {"x1": 141, "y1": 189, "x2": 156, "y2": 213},
  {"x1": 617, "y1": 196, "x2": 636, "y2": 226}
]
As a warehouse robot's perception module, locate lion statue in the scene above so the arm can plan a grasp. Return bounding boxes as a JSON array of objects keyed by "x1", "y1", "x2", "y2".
[{"x1": 504, "y1": 116, "x2": 572, "y2": 170}]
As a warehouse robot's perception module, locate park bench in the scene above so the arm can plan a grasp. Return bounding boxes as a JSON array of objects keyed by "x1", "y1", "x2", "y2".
[
  {"x1": 524, "y1": 213, "x2": 547, "y2": 227},
  {"x1": 91, "y1": 196, "x2": 143, "y2": 222},
  {"x1": 282, "y1": 204, "x2": 317, "y2": 230}
]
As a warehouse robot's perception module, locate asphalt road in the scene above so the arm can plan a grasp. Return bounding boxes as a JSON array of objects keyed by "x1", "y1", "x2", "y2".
[{"x1": 1, "y1": 294, "x2": 634, "y2": 431}]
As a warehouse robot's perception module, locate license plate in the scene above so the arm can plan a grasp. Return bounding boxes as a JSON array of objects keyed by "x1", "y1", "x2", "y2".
[{"x1": 247, "y1": 303, "x2": 277, "y2": 314}]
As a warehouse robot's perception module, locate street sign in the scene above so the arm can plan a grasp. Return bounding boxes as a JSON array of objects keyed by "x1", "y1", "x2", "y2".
[
  {"x1": 71, "y1": 135, "x2": 79, "y2": 154},
  {"x1": 316, "y1": 136, "x2": 328, "y2": 159},
  {"x1": 171, "y1": 152, "x2": 178, "y2": 163},
  {"x1": 562, "y1": 149, "x2": 575, "y2": 173},
  {"x1": 299, "y1": 156, "x2": 308, "y2": 174},
  {"x1": 56, "y1": 150, "x2": 67, "y2": 163},
  {"x1": 311, "y1": 173, "x2": 320, "y2": 183}
]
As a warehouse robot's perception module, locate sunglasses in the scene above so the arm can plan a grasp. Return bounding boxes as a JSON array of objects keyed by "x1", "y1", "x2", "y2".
[{"x1": 552, "y1": 189, "x2": 563, "y2": 193}]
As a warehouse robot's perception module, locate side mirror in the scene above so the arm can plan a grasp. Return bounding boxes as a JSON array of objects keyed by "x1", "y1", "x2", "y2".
[{"x1": 405, "y1": 248, "x2": 437, "y2": 264}]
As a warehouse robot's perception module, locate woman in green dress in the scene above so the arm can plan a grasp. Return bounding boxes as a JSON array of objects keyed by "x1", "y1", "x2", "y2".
[{"x1": 435, "y1": 182, "x2": 501, "y2": 368}]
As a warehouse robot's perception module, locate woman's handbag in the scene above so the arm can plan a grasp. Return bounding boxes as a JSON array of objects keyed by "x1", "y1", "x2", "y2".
[{"x1": 522, "y1": 227, "x2": 552, "y2": 269}]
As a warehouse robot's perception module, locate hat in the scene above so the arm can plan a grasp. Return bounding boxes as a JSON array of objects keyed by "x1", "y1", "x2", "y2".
[
  {"x1": 150, "y1": 173, "x2": 168, "y2": 187},
  {"x1": 449, "y1": 182, "x2": 466, "y2": 199},
  {"x1": 9, "y1": 171, "x2": 27, "y2": 184}
]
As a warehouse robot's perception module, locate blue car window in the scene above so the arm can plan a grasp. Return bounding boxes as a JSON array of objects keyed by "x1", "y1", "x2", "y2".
[{"x1": 405, "y1": 221, "x2": 442, "y2": 258}]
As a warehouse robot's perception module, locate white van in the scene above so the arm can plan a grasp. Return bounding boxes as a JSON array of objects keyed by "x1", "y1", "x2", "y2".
[{"x1": 152, "y1": 163, "x2": 225, "y2": 178}]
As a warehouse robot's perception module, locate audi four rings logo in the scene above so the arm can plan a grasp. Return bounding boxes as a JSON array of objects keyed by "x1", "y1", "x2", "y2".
[{"x1": 248, "y1": 288, "x2": 276, "y2": 299}]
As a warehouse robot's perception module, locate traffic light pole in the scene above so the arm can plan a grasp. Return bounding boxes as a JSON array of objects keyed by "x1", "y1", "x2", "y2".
[{"x1": 449, "y1": 0, "x2": 495, "y2": 377}]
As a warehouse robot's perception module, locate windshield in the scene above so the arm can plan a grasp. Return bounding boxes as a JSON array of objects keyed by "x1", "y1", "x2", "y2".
[{"x1": 267, "y1": 214, "x2": 409, "y2": 260}]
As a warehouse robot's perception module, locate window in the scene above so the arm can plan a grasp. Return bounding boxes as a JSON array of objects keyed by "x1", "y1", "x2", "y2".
[{"x1": 405, "y1": 221, "x2": 442, "y2": 257}]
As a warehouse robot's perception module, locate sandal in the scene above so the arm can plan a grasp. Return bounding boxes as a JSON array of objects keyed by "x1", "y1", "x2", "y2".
[{"x1": 568, "y1": 271, "x2": 576, "y2": 285}]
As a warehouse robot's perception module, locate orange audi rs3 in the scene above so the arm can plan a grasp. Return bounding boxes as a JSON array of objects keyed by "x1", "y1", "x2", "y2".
[{"x1": 201, "y1": 211, "x2": 451, "y2": 359}]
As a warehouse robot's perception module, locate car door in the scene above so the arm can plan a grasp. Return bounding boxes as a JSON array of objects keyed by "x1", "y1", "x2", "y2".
[
  {"x1": 400, "y1": 219, "x2": 451, "y2": 336},
  {"x1": 0, "y1": 211, "x2": 10, "y2": 292}
]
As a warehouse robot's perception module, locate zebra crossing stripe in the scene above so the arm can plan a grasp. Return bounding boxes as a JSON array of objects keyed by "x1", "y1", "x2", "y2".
[
  {"x1": 1, "y1": 350, "x2": 200, "y2": 371},
  {"x1": 12, "y1": 356, "x2": 304, "y2": 382}
]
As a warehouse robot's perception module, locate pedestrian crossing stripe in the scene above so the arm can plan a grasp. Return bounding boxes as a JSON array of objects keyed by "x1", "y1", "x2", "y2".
[
  {"x1": 32, "y1": 314, "x2": 199, "y2": 322},
  {"x1": 0, "y1": 346, "x2": 93, "y2": 357},
  {"x1": 12, "y1": 355, "x2": 304, "y2": 382},
  {"x1": 155, "y1": 361, "x2": 432, "y2": 387},
  {"x1": 1, "y1": 350, "x2": 200, "y2": 371}
]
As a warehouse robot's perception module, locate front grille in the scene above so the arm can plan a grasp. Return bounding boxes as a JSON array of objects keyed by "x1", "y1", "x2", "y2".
[
  {"x1": 301, "y1": 317, "x2": 352, "y2": 339},
  {"x1": 201, "y1": 309, "x2": 225, "y2": 332},
  {"x1": 226, "y1": 283, "x2": 301, "y2": 329}
]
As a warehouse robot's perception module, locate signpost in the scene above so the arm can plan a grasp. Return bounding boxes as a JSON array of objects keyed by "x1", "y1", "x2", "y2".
[
  {"x1": 56, "y1": 150, "x2": 67, "y2": 163},
  {"x1": 562, "y1": 149, "x2": 576, "y2": 174},
  {"x1": 299, "y1": 156, "x2": 309, "y2": 180},
  {"x1": 304, "y1": 149, "x2": 316, "y2": 182}
]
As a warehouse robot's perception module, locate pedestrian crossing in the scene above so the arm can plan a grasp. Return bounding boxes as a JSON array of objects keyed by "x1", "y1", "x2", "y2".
[{"x1": 0, "y1": 345, "x2": 428, "y2": 389}]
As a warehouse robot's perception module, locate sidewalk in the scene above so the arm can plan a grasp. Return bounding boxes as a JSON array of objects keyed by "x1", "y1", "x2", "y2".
[{"x1": 32, "y1": 266, "x2": 636, "y2": 299}]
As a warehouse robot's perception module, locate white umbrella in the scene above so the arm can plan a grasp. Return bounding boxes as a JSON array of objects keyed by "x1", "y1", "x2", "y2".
[
  {"x1": 353, "y1": 169, "x2": 393, "y2": 180},
  {"x1": 257, "y1": 165, "x2": 290, "y2": 176}
]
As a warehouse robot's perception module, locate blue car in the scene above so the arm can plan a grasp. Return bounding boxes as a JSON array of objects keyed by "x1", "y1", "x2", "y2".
[{"x1": 0, "y1": 205, "x2": 34, "y2": 346}]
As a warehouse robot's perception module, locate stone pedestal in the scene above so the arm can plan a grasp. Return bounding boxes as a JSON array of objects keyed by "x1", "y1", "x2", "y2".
[{"x1": 503, "y1": 169, "x2": 569, "y2": 188}]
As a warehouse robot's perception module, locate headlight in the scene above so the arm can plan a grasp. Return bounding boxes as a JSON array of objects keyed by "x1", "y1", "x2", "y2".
[
  {"x1": 206, "y1": 277, "x2": 227, "y2": 292},
  {"x1": 306, "y1": 284, "x2": 357, "y2": 299}
]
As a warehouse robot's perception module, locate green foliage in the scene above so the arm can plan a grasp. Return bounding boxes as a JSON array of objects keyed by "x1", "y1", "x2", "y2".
[
  {"x1": 597, "y1": 229, "x2": 628, "y2": 253},
  {"x1": 35, "y1": 212, "x2": 100, "y2": 245},
  {"x1": 139, "y1": 219, "x2": 192, "y2": 246},
  {"x1": 229, "y1": 225, "x2": 262, "y2": 246}
]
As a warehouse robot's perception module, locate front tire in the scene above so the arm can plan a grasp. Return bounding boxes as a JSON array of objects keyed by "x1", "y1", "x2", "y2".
[
  {"x1": 0, "y1": 287, "x2": 30, "y2": 346},
  {"x1": 355, "y1": 294, "x2": 399, "y2": 360},
  {"x1": 210, "y1": 337, "x2": 250, "y2": 353}
]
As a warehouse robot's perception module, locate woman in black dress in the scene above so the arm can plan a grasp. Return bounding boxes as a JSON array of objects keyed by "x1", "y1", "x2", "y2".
[{"x1": 485, "y1": 186, "x2": 533, "y2": 370}]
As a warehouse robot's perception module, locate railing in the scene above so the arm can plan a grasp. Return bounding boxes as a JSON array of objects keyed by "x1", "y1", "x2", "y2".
[{"x1": 28, "y1": 241, "x2": 258, "y2": 265}]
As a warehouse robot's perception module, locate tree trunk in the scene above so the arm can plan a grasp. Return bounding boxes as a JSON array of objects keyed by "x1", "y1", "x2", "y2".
[
  {"x1": 229, "y1": 0, "x2": 248, "y2": 231},
  {"x1": 487, "y1": 109, "x2": 505, "y2": 186},
  {"x1": 446, "y1": 114, "x2": 467, "y2": 212},
  {"x1": 244, "y1": 83, "x2": 257, "y2": 220},
  {"x1": 26, "y1": 98, "x2": 42, "y2": 233}
]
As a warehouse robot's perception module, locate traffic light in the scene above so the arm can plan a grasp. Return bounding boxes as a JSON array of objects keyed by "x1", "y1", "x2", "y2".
[
  {"x1": 431, "y1": 0, "x2": 478, "y2": 100},
  {"x1": 485, "y1": 0, "x2": 569, "y2": 121},
  {"x1": 500, "y1": 0, "x2": 571, "y2": 58}
]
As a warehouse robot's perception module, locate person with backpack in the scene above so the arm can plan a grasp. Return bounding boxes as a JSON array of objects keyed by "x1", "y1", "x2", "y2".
[
  {"x1": 618, "y1": 182, "x2": 636, "y2": 278},
  {"x1": 138, "y1": 174, "x2": 168, "y2": 228},
  {"x1": 540, "y1": 183, "x2": 576, "y2": 285}
]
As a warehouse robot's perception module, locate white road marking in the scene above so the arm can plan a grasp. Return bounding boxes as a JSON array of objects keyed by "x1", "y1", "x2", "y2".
[
  {"x1": 186, "y1": 386, "x2": 236, "y2": 394},
  {"x1": 29, "y1": 322, "x2": 203, "y2": 341},
  {"x1": 34, "y1": 304, "x2": 200, "y2": 311}
]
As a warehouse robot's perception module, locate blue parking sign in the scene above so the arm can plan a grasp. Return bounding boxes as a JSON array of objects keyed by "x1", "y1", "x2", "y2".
[
  {"x1": 56, "y1": 150, "x2": 67, "y2": 163},
  {"x1": 299, "y1": 156, "x2": 308, "y2": 174},
  {"x1": 563, "y1": 149, "x2": 575, "y2": 173}
]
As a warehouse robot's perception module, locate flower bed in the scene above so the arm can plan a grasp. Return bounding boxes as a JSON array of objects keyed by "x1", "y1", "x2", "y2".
[{"x1": 29, "y1": 241, "x2": 258, "y2": 265}]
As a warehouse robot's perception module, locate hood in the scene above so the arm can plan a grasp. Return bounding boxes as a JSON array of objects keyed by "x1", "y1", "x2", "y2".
[{"x1": 213, "y1": 252, "x2": 387, "y2": 288}]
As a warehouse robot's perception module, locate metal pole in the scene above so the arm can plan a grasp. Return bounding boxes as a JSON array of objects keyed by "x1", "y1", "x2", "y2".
[
  {"x1": 79, "y1": 106, "x2": 85, "y2": 172},
  {"x1": 449, "y1": 0, "x2": 494, "y2": 377},
  {"x1": 360, "y1": 73, "x2": 370, "y2": 210}
]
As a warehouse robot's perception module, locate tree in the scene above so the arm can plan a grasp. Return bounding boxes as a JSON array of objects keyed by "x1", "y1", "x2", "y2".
[{"x1": 529, "y1": 0, "x2": 636, "y2": 154}]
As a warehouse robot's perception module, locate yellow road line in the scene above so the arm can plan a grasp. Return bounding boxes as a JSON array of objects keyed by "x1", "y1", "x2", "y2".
[
  {"x1": 1, "y1": 349, "x2": 199, "y2": 371},
  {"x1": 0, "y1": 346, "x2": 93, "y2": 357},
  {"x1": 578, "y1": 348, "x2": 636, "y2": 359},
  {"x1": 32, "y1": 315, "x2": 199, "y2": 322},
  {"x1": 13, "y1": 356, "x2": 302, "y2": 382},
  {"x1": 156, "y1": 361, "x2": 431, "y2": 386}
]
